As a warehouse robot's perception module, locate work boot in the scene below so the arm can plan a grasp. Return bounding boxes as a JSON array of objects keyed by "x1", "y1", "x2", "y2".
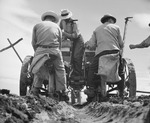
[
  {"x1": 59, "y1": 91, "x2": 69, "y2": 102},
  {"x1": 84, "y1": 87, "x2": 96, "y2": 102},
  {"x1": 30, "y1": 87, "x2": 40, "y2": 96}
]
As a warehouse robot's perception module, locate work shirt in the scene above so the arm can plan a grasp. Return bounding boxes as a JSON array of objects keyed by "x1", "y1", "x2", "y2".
[
  {"x1": 59, "y1": 19, "x2": 80, "y2": 39},
  {"x1": 30, "y1": 20, "x2": 66, "y2": 91},
  {"x1": 32, "y1": 21, "x2": 62, "y2": 51},
  {"x1": 86, "y1": 22, "x2": 123, "y2": 55},
  {"x1": 140, "y1": 35, "x2": 150, "y2": 47}
]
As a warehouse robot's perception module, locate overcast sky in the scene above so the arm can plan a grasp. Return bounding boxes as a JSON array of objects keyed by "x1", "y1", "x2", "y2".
[{"x1": 0, "y1": 0, "x2": 150, "y2": 95}]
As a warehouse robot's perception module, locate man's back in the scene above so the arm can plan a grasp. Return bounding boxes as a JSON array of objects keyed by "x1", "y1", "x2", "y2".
[
  {"x1": 32, "y1": 21, "x2": 61, "y2": 48},
  {"x1": 94, "y1": 23, "x2": 122, "y2": 54}
]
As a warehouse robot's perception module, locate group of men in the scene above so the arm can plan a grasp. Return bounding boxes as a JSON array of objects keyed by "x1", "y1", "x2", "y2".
[{"x1": 29, "y1": 9, "x2": 150, "y2": 102}]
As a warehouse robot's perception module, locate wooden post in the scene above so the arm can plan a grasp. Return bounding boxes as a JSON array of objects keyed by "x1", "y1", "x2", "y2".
[{"x1": 7, "y1": 38, "x2": 23, "y2": 63}]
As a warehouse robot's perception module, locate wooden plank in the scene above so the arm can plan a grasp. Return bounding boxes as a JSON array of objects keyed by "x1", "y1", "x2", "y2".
[
  {"x1": 0, "y1": 38, "x2": 23, "y2": 52},
  {"x1": 62, "y1": 51, "x2": 95, "y2": 63}
]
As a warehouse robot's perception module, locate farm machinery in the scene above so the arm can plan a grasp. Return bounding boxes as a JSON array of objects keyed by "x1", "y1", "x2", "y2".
[
  {"x1": 19, "y1": 47, "x2": 137, "y2": 104},
  {"x1": 19, "y1": 16, "x2": 137, "y2": 104}
]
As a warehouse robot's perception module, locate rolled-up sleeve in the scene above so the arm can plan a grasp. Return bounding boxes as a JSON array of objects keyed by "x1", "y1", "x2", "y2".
[
  {"x1": 85, "y1": 31, "x2": 97, "y2": 50},
  {"x1": 141, "y1": 35, "x2": 150, "y2": 47},
  {"x1": 31, "y1": 26, "x2": 37, "y2": 51},
  {"x1": 58, "y1": 27, "x2": 62, "y2": 49},
  {"x1": 117, "y1": 28, "x2": 124, "y2": 49}
]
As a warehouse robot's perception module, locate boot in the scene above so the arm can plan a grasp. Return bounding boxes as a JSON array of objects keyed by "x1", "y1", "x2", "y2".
[
  {"x1": 84, "y1": 87, "x2": 96, "y2": 102},
  {"x1": 30, "y1": 86, "x2": 40, "y2": 96},
  {"x1": 59, "y1": 91, "x2": 69, "y2": 102}
]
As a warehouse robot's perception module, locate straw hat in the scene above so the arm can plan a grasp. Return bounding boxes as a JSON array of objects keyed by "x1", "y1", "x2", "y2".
[
  {"x1": 60, "y1": 9, "x2": 72, "y2": 20},
  {"x1": 100, "y1": 14, "x2": 116, "y2": 23},
  {"x1": 41, "y1": 11, "x2": 59, "y2": 23}
]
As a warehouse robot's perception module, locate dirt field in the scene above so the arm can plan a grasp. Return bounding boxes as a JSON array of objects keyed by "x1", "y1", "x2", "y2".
[{"x1": 0, "y1": 91, "x2": 150, "y2": 123}]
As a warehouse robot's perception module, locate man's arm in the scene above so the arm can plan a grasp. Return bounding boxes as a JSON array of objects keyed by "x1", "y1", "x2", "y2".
[
  {"x1": 58, "y1": 27, "x2": 62, "y2": 49},
  {"x1": 117, "y1": 28, "x2": 124, "y2": 50},
  {"x1": 129, "y1": 35, "x2": 150, "y2": 49},
  {"x1": 62, "y1": 22, "x2": 79, "y2": 39},
  {"x1": 85, "y1": 31, "x2": 97, "y2": 50},
  {"x1": 31, "y1": 26, "x2": 37, "y2": 51}
]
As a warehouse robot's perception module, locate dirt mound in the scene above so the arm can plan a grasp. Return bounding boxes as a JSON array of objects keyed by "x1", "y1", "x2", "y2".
[
  {"x1": 82, "y1": 96, "x2": 150, "y2": 123},
  {"x1": 0, "y1": 90, "x2": 150, "y2": 123},
  {"x1": 0, "y1": 92, "x2": 77, "y2": 123}
]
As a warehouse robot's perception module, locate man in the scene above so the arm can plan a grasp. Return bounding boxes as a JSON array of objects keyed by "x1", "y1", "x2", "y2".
[
  {"x1": 129, "y1": 24, "x2": 150, "y2": 49},
  {"x1": 84, "y1": 14, "x2": 124, "y2": 101},
  {"x1": 59, "y1": 9, "x2": 84, "y2": 79},
  {"x1": 30, "y1": 11, "x2": 68, "y2": 100}
]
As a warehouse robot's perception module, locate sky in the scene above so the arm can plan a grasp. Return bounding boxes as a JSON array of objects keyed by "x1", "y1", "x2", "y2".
[{"x1": 0, "y1": 0, "x2": 150, "y2": 95}]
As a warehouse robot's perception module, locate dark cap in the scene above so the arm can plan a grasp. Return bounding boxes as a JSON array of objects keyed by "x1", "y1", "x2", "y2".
[{"x1": 100, "y1": 14, "x2": 116, "y2": 24}]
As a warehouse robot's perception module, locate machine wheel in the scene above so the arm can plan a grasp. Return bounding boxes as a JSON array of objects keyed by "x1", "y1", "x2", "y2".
[
  {"x1": 124, "y1": 58, "x2": 137, "y2": 97},
  {"x1": 20, "y1": 55, "x2": 33, "y2": 96}
]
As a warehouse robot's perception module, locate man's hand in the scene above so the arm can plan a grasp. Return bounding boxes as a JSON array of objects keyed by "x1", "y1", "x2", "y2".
[
  {"x1": 62, "y1": 30, "x2": 73, "y2": 39},
  {"x1": 62, "y1": 30, "x2": 66, "y2": 35},
  {"x1": 84, "y1": 42, "x2": 96, "y2": 51},
  {"x1": 84, "y1": 43, "x2": 90, "y2": 49},
  {"x1": 129, "y1": 44, "x2": 136, "y2": 49}
]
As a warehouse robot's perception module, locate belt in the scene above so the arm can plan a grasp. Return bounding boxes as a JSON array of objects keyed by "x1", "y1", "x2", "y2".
[
  {"x1": 96, "y1": 50, "x2": 120, "y2": 58},
  {"x1": 37, "y1": 45, "x2": 59, "y2": 48}
]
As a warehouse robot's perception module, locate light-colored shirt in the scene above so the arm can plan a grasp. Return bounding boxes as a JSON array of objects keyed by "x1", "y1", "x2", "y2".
[
  {"x1": 86, "y1": 22, "x2": 123, "y2": 55},
  {"x1": 59, "y1": 19, "x2": 80, "y2": 39},
  {"x1": 32, "y1": 21, "x2": 62, "y2": 51}
]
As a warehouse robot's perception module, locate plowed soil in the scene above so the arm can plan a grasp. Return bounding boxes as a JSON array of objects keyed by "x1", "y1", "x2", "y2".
[{"x1": 0, "y1": 92, "x2": 150, "y2": 123}]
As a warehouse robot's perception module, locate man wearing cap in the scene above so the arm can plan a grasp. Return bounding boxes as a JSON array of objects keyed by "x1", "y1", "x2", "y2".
[
  {"x1": 84, "y1": 14, "x2": 124, "y2": 101},
  {"x1": 59, "y1": 9, "x2": 84, "y2": 79},
  {"x1": 30, "y1": 11, "x2": 68, "y2": 100}
]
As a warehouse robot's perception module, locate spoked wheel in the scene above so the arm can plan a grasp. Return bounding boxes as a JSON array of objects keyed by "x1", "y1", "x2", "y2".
[
  {"x1": 124, "y1": 58, "x2": 137, "y2": 97},
  {"x1": 19, "y1": 55, "x2": 33, "y2": 96}
]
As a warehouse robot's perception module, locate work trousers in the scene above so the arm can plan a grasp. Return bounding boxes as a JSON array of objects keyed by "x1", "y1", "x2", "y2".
[
  {"x1": 86, "y1": 50, "x2": 123, "y2": 88},
  {"x1": 31, "y1": 48, "x2": 67, "y2": 92},
  {"x1": 71, "y1": 35, "x2": 84, "y2": 76}
]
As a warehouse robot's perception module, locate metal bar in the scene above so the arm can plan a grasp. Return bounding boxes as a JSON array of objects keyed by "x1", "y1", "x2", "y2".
[
  {"x1": 136, "y1": 90, "x2": 150, "y2": 94},
  {"x1": 0, "y1": 38, "x2": 23, "y2": 52},
  {"x1": 7, "y1": 38, "x2": 23, "y2": 63},
  {"x1": 123, "y1": 17, "x2": 133, "y2": 42},
  {"x1": 123, "y1": 23, "x2": 127, "y2": 41}
]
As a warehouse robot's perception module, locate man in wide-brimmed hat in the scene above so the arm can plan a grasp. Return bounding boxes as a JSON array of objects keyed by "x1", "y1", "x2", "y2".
[
  {"x1": 59, "y1": 9, "x2": 84, "y2": 79},
  {"x1": 84, "y1": 14, "x2": 124, "y2": 102},
  {"x1": 30, "y1": 10, "x2": 69, "y2": 101}
]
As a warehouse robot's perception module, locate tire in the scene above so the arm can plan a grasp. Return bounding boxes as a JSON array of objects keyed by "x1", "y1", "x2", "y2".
[
  {"x1": 124, "y1": 58, "x2": 137, "y2": 97},
  {"x1": 19, "y1": 55, "x2": 33, "y2": 96}
]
